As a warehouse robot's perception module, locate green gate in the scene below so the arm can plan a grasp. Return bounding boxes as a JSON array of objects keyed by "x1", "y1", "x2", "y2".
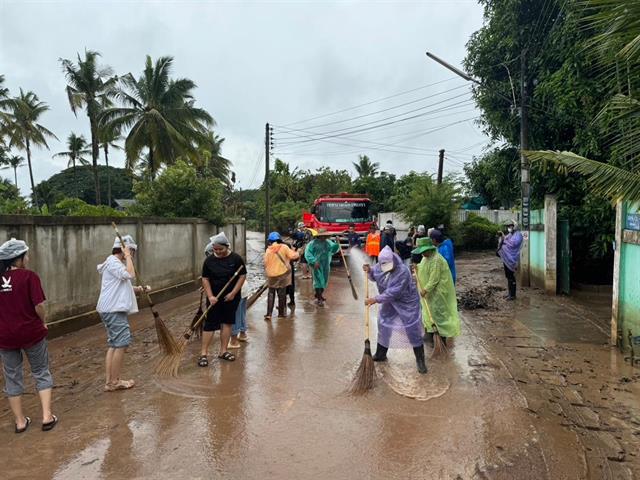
[{"x1": 557, "y1": 219, "x2": 571, "y2": 295}]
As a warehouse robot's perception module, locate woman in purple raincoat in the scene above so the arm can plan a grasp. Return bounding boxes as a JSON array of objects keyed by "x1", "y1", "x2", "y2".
[
  {"x1": 497, "y1": 220, "x2": 523, "y2": 300},
  {"x1": 363, "y1": 246, "x2": 427, "y2": 374}
]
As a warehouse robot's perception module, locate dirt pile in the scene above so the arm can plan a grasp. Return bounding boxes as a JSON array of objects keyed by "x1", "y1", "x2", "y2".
[{"x1": 458, "y1": 285, "x2": 502, "y2": 310}]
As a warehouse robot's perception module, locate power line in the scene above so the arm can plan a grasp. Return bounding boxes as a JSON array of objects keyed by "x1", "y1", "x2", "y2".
[{"x1": 280, "y1": 76, "x2": 459, "y2": 127}]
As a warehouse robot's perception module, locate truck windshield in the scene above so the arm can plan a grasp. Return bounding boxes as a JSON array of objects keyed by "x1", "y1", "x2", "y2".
[{"x1": 316, "y1": 201, "x2": 371, "y2": 223}]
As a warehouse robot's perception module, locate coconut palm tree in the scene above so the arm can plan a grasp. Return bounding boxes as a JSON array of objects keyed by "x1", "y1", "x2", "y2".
[
  {"x1": 0, "y1": 154, "x2": 25, "y2": 187},
  {"x1": 98, "y1": 123, "x2": 122, "y2": 206},
  {"x1": 60, "y1": 50, "x2": 117, "y2": 204},
  {"x1": 100, "y1": 55, "x2": 214, "y2": 179},
  {"x1": 182, "y1": 130, "x2": 232, "y2": 186},
  {"x1": 353, "y1": 154, "x2": 380, "y2": 178},
  {"x1": 2, "y1": 89, "x2": 57, "y2": 207},
  {"x1": 53, "y1": 133, "x2": 91, "y2": 197},
  {"x1": 526, "y1": 0, "x2": 640, "y2": 203}
]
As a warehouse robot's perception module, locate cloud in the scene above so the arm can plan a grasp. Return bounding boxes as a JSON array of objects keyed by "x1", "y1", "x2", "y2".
[{"x1": 0, "y1": 0, "x2": 488, "y2": 196}]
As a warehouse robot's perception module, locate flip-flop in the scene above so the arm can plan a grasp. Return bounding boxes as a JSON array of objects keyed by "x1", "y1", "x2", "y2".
[
  {"x1": 264, "y1": 315, "x2": 272, "y2": 322},
  {"x1": 105, "y1": 380, "x2": 135, "y2": 392},
  {"x1": 227, "y1": 342, "x2": 242, "y2": 349},
  {"x1": 238, "y1": 334, "x2": 249, "y2": 342},
  {"x1": 15, "y1": 416, "x2": 31, "y2": 434},
  {"x1": 42, "y1": 415, "x2": 58, "y2": 432},
  {"x1": 218, "y1": 352, "x2": 236, "y2": 362},
  {"x1": 198, "y1": 355, "x2": 209, "y2": 367}
]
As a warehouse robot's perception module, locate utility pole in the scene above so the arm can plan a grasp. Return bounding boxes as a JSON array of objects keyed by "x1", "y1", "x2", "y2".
[
  {"x1": 519, "y1": 50, "x2": 530, "y2": 287},
  {"x1": 264, "y1": 123, "x2": 271, "y2": 247},
  {"x1": 437, "y1": 149, "x2": 445, "y2": 185}
]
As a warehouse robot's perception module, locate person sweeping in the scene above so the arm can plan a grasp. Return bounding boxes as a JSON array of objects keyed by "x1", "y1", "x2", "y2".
[
  {"x1": 362, "y1": 246, "x2": 427, "y2": 374},
  {"x1": 304, "y1": 229, "x2": 340, "y2": 306},
  {"x1": 413, "y1": 238, "x2": 460, "y2": 348},
  {"x1": 264, "y1": 231, "x2": 299, "y2": 321},
  {"x1": 199, "y1": 232, "x2": 247, "y2": 366},
  {"x1": 97, "y1": 234, "x2": 150, "y2": 392}
]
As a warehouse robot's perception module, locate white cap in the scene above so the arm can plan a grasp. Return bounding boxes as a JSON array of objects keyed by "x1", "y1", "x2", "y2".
[
  {"x1": 113, "y1": 235, "x2": 137, "y2": 250},
  {"x1": 0, "y1": 238, "x2": 29, "y2": 260}
]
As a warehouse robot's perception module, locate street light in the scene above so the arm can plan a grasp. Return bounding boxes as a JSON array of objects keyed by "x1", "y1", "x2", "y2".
[{"x1": 425, "y1": 51, "x2": 530, "y2": 287}]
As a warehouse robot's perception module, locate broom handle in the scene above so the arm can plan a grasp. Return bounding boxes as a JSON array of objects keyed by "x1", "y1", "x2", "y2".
[
  {"x1": 365, "y1": 272, "x2": 370, "y2": 340},
  {"x1": 187, "y1": 265, "x2": 245, "y2": 335},
  {"x1": 338, "y1": 241, "x2": 358, "y2": 299},
  {"x1": 415, "y1": 266, "x2": 437, "y2": 331},
  {"x1": 112, "y1": 222, "x2": 156, "y2": 310}
]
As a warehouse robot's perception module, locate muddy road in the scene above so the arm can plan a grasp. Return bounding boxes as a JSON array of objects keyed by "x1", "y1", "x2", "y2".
[{"x1": 1, "y1": 234, "x2": 639, "y2": 479}]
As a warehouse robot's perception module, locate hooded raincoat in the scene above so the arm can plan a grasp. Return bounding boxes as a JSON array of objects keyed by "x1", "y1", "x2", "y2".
[
  {"x1": 369, "y1": 247, "x2": 424, "y2": 348},
  {"x1": 304, "y1": 238, "x2": 340, "y2": 289},
  {"x1": 416, "y1": 252, "x2": 460, "y2": 338},
  {"x1": 498, "y1": 226, "x2": 523, "y2": 272}
]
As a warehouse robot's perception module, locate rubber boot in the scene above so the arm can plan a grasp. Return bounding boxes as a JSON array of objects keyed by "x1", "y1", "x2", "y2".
[
  {"x1": 508, "y1": 279, "x2": 517, "y2": 300},
  {"x1": 373, "y1": 343, "x2": 388, "y2": 362},
  {"x1": 413, "y1": 345, "x2": 428, "y2": 374},
  {"x1": 277, "y1": 288, "x2": 287, "y2": 317}
]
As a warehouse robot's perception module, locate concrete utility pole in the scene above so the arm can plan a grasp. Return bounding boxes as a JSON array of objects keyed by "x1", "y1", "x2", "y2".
[
  {"x1": 437, "y1": 149, "x2": 445, "y2": 185},
  {"x1": 265, "y1": 123, "x2": 271, "y2": 247},
  {"x1": 519, "y1": 51, "x2": 530, "y2": 287}
]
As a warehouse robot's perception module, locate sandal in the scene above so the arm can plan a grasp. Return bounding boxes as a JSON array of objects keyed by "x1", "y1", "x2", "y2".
[
  {"x1": 105, "y1": 380, "x2": 135, "y2": 392},
  {"x1": 15, "y1": 416, "x2": 31, "y2": 434},
  {"x1": 238, "y1": 333, "x2": 249, "y2": 342},
  {"x1": 264, "y1": 315, "x2": 272, "y2": 321},
  {"x1": 228, "y1": 342, "x2": 242, "y2": 349},
  {"x1": 218, "y1": 352, "x2": 236, "y2": 362},
  {"x1": 198, "y1": 355, "x2": 209, "y2": 367},
  {"x1": 42, "y1": 415, "x2": 58, "y2": 432}
]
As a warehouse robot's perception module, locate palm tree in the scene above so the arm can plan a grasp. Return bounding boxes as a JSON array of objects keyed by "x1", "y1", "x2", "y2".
[
  {"x1": 100, "y1": 55, "x2": 214, "y2": 179},
  {"x1": 0, "y1": 154, "x2": 25, "y2": 187},
  {"x1": 98, "y1": 123, "x2": 122, "y2": 206},
  {"x1": 526, "y1": 0, "x2": 640, "y2": 203},
  {"x1": 60, "y1": 50, "x2": 117, "y2": 204},
  {"x1": 53, "y1": 133, "x2": 91, "y2": 197},
  {"x1": 3, "y1": 89, "x2": 57, "y2": 207},
  {"x1": 182, "y1": 130, "x2": 232, "y2": 186},
  {"x1": 353, "y1": 154, "x2": 380, "y2": 178}
]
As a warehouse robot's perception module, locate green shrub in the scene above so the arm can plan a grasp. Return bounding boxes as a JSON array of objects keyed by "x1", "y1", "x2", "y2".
[
  {"x1": 53, "y1": 198, "x2": 127, "y2": 217},
  {"x1": 450, "y1": 214, "x2": 500, "y2": 250}
]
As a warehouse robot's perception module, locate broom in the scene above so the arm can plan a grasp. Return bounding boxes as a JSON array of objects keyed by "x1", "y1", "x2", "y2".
[
  {"x1": 188, "y1": 291, "x2": 204, "y2": 341},
  {"x1": 349, "y1": 273, "x2": 375, "y2": 395},
  {"x1": 112, "y1": 222, "x2": 180, "y2": 357},
  {"x1": 155, "y1": 265, "x2": 245, "y2": 377},
  {"x1": 415, "y1": 271, "x2": 448, "y2": 358},
  {"x1": 338, "y1": 243, "x2": 359, "y2": 300}
]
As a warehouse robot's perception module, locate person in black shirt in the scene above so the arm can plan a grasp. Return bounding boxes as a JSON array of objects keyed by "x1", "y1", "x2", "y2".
[{"x1": 200, "y1": 232, "x2": 247, "y2": 366}]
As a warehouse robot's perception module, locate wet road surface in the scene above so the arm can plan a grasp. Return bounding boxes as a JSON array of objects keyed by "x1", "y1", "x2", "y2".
[{"x1": 1, "y1": 235, "x2": 639, "y2": 479}]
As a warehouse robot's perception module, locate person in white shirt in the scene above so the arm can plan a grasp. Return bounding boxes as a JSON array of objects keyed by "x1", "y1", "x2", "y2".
[{"x1": 96, "y1": 235, "x2": 148, "y2": 392}]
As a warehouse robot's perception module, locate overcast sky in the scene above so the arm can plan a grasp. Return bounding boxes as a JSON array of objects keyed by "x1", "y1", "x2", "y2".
[{"x1": 1, "y1": 0, "x2": 489, "y2": 195}]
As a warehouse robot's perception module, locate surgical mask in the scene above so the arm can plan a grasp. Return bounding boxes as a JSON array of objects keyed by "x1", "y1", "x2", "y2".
[{"x1": 507, "y1": 228, "x2": 513, "y2": 233}]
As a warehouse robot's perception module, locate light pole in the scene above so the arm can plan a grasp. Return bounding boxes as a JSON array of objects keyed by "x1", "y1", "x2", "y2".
[{"x1": 425, "y1": 51, "x2": 530, "y2": 286}]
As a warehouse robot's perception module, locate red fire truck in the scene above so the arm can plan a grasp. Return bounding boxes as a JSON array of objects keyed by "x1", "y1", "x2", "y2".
[{"x1": 302, "y1": 193, "x2": 375, "y2": 249}]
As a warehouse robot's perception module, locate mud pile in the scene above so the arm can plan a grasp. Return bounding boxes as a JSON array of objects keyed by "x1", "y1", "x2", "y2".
[{"x1": 458, "y1": 285, "x2": 502, "y2": 310}]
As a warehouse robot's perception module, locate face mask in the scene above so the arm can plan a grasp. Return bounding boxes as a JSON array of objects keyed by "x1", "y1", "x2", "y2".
[{"x1": 507, "y1": 228, "x2": 513, "y2": 233}]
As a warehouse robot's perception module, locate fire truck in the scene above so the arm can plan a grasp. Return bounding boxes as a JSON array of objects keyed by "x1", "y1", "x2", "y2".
[{"x1": 302, "y1": 193, "x2": 375, "y2": 250}]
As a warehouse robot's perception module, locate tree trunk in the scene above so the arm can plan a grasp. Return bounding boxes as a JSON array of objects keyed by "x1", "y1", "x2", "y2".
[
  {"x1": 73, "y1": 159, "x2": 78, "y2": 198},
  {"x1": 104, "y1": 144, "x2": 112, "y2": 207},
  {"x1": 89, "y1": 115, "x2": 101, "y2": 205},
  {"x1": 26, "y1": 139, "x2": 39, "y2": 208},
  {"x1": 149, "y1": 148, "x2": 155, "y2": 180},
  {"x1": 13, "y1": 167, "x2": 17, "y2": 188}
]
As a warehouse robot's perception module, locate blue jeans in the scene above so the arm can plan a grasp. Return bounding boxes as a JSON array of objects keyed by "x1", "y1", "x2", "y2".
[{"x1": 232, "y1": 297, "x2": 247, "y2": 336}]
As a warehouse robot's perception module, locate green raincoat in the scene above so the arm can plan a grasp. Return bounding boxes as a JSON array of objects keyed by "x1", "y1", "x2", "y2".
[
  {"x1": 304, "y1": 238, "x2": 340, "y2": 289},
  {"x1": 416, "y1": 252, "x2": 460, "y2": 338}
]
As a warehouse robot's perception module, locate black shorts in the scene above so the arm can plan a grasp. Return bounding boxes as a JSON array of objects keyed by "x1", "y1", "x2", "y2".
[{"x1": 204, "y1": 298, "x2": 240, "y2": 331}]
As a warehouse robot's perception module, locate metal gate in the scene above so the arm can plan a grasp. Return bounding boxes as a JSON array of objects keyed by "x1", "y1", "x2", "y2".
[{"x1": 557, "y1": 219, "x2": 571, "y2": 295}]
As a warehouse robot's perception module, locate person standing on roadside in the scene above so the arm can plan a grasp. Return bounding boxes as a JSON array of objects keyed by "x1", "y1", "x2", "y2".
[
  {"x1": 497, "y1": 220, "x2": 523, "y2": 300},
  {"x1": 264, "y1": 232, "x2": 299, "y2": 320},
  {"x1": 200, "y1": 232, "x2": 247, "y2": 366},
  {"x1": 97, "y1": 235, "x2": 148, "y2": 392},
  {"x1": 304, "y1": 229, "x2": 340, "y2": 306},
  {"x1": 0, "y1": 238, "x2": 57, "y2": 433},
  {"x1": 411, "y1": 225, "x2": 427, "y2": 264},
  {"x1": 380, "y1": 220, "x2": 397, "y2": 251},
  {"x1": 345, "y1": 223, "x2": 362, "y2": 249},
  {"x1": 429, "y1": 228, "x2": 456, "y2": 284},
  {"x1": 365, "y1": 224, "x2": 381, "y2": 263},
  {"x1": 293, "y1": 222, "x2": 312, "y2": 280}
]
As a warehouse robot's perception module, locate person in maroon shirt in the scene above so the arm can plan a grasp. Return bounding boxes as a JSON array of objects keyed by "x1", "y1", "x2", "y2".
[{"x1": 0, "y1": 238, "x2": 57, "y2": 433}]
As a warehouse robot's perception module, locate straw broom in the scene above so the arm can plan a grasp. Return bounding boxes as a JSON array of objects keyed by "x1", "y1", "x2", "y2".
[
  {"x1": 415, "y1": 268, "x2": 448, "y2": 358},
  {"x1": 349, "y1": 273, "x2": 375, "y2": 395},
  {"x1": 112, "y1": 222, "x2": 181, "y2": 357},
  {"x1": 155, "y1": 265, "x2": 244, "y2": 377}
]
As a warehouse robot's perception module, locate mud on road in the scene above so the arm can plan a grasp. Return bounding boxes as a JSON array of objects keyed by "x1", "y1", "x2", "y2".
[{"x1": 1, "y1": 240, "x2": 639, "y2": 479}]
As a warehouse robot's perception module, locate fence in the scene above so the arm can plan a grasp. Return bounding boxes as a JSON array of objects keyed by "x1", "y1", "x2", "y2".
[
  {"x1": 456, "y1": 209, "x2": 520, "y2": 225},
  {"x1": 0, "y1": 215, "x2": 246, "y2": 335}
]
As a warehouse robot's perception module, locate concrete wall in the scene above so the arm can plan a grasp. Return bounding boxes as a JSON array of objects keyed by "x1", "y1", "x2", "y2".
[
  {"x1": 0, "y1": 216, "x2": 246, "y2": 335},
  {"x1": 456, "y1": 209, "x2": 519, "y2": 225},
  {"x1": 612, "y1": 202, "x2": 640, "y2": 351},
  {"x1": 527, "y1": 195, "x2": 557, "y2": 295}
]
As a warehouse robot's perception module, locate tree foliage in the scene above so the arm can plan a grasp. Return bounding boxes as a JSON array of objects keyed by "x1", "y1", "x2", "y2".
[{"x1": 130, "y1": 160, "x2": 224, "y2": 224}]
